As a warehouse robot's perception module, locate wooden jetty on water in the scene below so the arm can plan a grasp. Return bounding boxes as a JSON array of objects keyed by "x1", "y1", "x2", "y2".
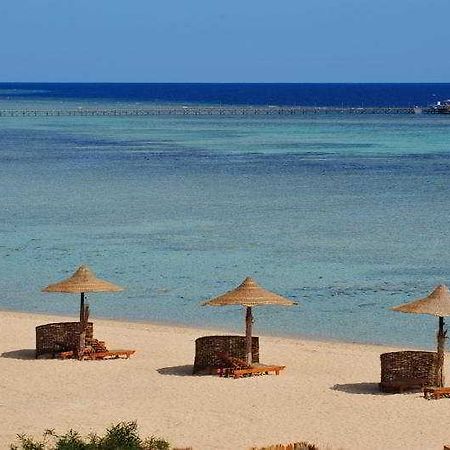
[{"x1": 0, "y1": 105, "x2": 425, "y2": 118}]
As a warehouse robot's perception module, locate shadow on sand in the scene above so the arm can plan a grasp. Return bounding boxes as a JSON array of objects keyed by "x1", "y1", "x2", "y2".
[
  {"x1": 1, "y1": 349, "x2": 37, "y2": 360},
  {"x1": 331, "y1": 382, "x2": 385, "y2": 395},
  {"x1": 157, "y1": 365, "x2": 208, "y2": 377}
]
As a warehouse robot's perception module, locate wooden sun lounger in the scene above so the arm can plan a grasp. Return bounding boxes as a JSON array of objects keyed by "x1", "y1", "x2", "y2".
[
  {"x1": 231, "y1": 364, "x2": 285, "y2": 379},
  {"x1": 424, "y1": 387, "x2": 450, "y2": 400},
  {"x1": 57, "y1": 349, "x2": 135, "y2": 360},
  {"x1": 83, "y1": 350, "x2": 135, "y2": 360},
  {"x1": 215, "y1": 352, "x2": 285, "y2": 378}
]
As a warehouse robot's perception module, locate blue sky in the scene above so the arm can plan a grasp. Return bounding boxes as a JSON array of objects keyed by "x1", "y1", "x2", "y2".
[{"x1": 1, "y1": 0, "x2": 449, "y2": 82}]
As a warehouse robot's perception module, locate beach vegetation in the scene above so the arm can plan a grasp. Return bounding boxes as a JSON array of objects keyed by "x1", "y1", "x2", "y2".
[{"x1": 10, "y1": 421, "x2": 171, "y2": 450}]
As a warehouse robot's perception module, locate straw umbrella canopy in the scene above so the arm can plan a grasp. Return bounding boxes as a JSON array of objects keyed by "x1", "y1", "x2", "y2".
[
  {"x1": 392, "y1": 284, "x2": 450, "y2": 387},
  {"x1": 203, "y1": 277, "x2": 297, "y2": 365},
  {"x1": 42, "y1": 265, "x2": 123, "y2": 322}
]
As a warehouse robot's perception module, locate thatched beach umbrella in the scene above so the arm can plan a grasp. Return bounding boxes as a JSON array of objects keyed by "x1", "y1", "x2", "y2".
[
  {"x1": 42, "y1": 265, "x2": 123, "y2": 322},
  {"x1": 203, "y1": 277, "x2": 297, "y2": 365},
  {"x1": 392, "y1": 284, "x2": 450, "y2": 387}
]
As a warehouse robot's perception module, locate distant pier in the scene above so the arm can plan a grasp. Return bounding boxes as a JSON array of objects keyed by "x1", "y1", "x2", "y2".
[{"x1": 0, "y1": 105, "x2": 438, "y2": 118}]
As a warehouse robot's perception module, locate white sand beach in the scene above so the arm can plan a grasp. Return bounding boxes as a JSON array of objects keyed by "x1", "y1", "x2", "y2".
[{"x1": 1, "y1": 309, "x2": 450, "y2": 450}]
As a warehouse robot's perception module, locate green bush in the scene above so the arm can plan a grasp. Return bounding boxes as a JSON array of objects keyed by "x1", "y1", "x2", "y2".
[{"x1": 10, "y1": 421, "x2": 170, "y2": 450}]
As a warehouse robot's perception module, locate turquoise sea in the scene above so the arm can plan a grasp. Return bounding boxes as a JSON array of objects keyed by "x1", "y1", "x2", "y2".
[{"x1": 1, "y1": 85, "x2": 450, "y2": 348}]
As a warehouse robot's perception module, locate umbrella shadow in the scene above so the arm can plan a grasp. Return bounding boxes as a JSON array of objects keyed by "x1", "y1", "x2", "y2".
[
  {"x1": 157, "y1": 365, "x2": 208, "y2": 377},
  {"x1": 331, "y1": 382, "x2": 385, "y2": 395},
  {"x1": 1, "y1": 349, "x2": 37, "y2": 360}
]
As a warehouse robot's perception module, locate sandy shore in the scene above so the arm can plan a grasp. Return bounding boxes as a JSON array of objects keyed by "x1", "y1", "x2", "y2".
[{"x1": 1, "y1": 310, "x2": 450, "y2": 450}]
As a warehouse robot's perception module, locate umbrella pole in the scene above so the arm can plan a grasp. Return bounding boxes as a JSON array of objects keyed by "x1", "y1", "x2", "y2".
[
  {"x1": 78, "y1": 292, "x2": 86, "y2": 360},
  {"x1": 80, "y1": 292, "x2": 85, "y2": 322},
  {"x1": 245, "y1": 306, "x2": 253, "y2": 366},
  {"x1": 437, "y1": 316, "x2": 446, "y2": 387}
]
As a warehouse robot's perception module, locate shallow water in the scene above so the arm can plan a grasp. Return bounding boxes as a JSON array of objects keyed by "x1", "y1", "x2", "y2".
[{"x1": 1, "y1": 109, "x2": 450, "y2": 348}]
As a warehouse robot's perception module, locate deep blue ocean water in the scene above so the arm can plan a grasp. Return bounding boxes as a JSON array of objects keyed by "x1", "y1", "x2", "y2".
[
  {"x1": 1, "y1": 83, "x2": 450, "y2": 349},
  {"x1": 1, "y1": 82, "x2": 450, "y2": 107}
]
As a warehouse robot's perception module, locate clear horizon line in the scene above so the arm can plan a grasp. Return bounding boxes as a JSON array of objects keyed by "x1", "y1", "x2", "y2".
[{"x1": 1, "y1": 81, "x2": 450, "y2": 85}]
